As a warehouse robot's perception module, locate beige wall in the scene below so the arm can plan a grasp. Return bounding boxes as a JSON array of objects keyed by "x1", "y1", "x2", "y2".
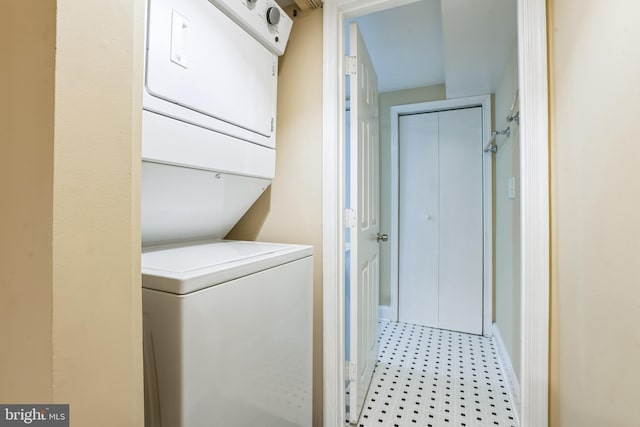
[
  {"x1": 226, "y1": 7, "x2": 325, "y2": 426},
  {"x1": 493, "y1": 42, "x2": 521, "y2": 380},
  {"x1": 0, "y1": 1, "x2": 56, "y2": 402},
  {"x1": 1, "y1": 1, "x2": 145, "y2": 425},
  {"x1": 52, "y1": 1, "x2": 144, "y2": 424},
  {"x1": 549, "y1": 0, "x2": 640, "y2": 426},
  {"x1": 378, "y1": 85, "x2": 446, "y2": 306}
]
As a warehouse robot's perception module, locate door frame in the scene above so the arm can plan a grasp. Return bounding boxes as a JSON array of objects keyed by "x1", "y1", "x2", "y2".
[
  {"x1": 322, "y1": 1, "x2": 549, "y2": 427},
  {"x1": 388, "y1": 96, "x2": 493, "y2": 336}
]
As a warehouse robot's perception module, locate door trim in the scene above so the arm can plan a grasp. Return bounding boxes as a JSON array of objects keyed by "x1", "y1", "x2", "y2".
[
  {"x1": 322, "y1": 1, "x2": 549, "y2": 426},
  {"x1": 389, "y1": 96, "x2": 493, "y2": 337}
]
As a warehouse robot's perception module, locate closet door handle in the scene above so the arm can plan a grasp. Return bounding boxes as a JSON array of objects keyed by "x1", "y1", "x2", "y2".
[{"x1": 377, "y1": 233, "x2": 389, "y2": 242}]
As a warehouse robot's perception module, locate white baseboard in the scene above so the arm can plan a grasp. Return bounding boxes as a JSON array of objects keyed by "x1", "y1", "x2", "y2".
[
  {"x1": 492, "y1": 323, "x2": 521, "y2": 424},
  {"x1": 378, "y1": 305, "x2": 393, "y2": 321}
]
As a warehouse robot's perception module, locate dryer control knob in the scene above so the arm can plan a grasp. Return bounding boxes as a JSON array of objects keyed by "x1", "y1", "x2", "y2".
[{"x1": 266, "y1": 7, "x2": 280, "y2": 25}]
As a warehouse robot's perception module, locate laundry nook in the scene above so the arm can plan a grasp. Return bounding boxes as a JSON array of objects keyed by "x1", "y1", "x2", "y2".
[
  {"x1": 8, "y1": 0, "x2": 640, "y2": 426},
  {"x1": 139, "y1": 0, "x2": 312, "y2": 425}
]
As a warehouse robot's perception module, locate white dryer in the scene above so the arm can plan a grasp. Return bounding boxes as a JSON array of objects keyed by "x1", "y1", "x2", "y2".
[{"x1": 140, "y1": 0, "x2": 311, "y2": 426}]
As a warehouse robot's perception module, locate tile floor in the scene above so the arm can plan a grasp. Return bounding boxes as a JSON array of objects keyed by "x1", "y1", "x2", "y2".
[{"x1": 349, "y1": 320, "x2": 518, "y2": 427}]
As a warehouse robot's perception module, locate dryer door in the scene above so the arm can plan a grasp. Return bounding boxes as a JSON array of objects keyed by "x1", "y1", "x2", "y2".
[{"x1": 145, "y1": 0, "x2": 276, "y2": 139}]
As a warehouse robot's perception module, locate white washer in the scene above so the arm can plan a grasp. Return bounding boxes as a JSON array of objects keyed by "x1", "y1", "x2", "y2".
[
  {"x1": 140, "y1": 0, "x2": 311, "y2": 426},
  {"x1": 142, "y1": 240, "x2": 312, "y2": 427}
]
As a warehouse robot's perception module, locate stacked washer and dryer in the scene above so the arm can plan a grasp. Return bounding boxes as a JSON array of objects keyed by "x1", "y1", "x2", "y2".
[{"x1": 140, "y1": 0, "x2": 312, "y2": 426}]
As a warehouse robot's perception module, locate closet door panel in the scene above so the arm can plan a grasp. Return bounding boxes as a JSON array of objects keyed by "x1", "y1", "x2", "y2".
[
  {"x1": 437, "y1": 107, "x2": 483, "y2": 335},
  {"x1": 398, "y1": 112, "x2": 439, "y2": 327}
]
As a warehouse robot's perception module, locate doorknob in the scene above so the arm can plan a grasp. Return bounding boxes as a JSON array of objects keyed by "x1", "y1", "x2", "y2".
[{"x1": 376, "y1": 233, "x2": 389, "y2": 242}]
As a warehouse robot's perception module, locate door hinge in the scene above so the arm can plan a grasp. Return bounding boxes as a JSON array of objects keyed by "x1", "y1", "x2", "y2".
[
  {"x1": 345, "y1": 208, "x2": 357, "y2": 229},
  {"x1": 272, "y1": 59, "x2": 276, "y2": 76},
  {"x1": 346, "y1": 361, "x2": 357, "y2": 382},
  {"x1": 271, "y1": 117, "x2": 274, "y2": 132},
  {"x1": 345, "y1": 56, "x2": 357, "y2": 76}
]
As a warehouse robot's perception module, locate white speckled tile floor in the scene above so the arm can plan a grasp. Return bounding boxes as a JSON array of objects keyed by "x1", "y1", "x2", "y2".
[{"x1": 348, "y1": 320, "x2": 518, "y2": 427}]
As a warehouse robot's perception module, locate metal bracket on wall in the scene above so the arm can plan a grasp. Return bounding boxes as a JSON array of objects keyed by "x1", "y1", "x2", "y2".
[
  {"x1": 484, "y1": 144, "x2": 498, "y2": 154},
  {"x1": 493, "y1": 126, "x2": 511, "y2": 139},
  {"x1": 484, "y1": 126, "x2": 511, "y2": 153}
]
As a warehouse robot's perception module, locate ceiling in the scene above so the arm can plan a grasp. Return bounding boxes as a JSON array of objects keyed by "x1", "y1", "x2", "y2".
[
  {"x1": 349, "y1": 0, "x2": 517, "y2": 98},
  {"x1": 349, "y1": 0, "x2": 445, "y2": 93}
]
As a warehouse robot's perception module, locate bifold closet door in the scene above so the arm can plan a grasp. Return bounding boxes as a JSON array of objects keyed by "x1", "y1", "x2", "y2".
[
  {"x1": 398, "y1": 112, "x2": 439, "y2": 327},
  {"x1": 398, "y1": 107, "x2": 483, "y2": 335},
  {"x1": 437, "y1": 108, "x2": 483, "y2": 335}
]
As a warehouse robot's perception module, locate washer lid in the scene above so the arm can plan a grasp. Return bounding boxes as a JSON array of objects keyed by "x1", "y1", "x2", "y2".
[
  {"x1": 142, "y1": 240, "x2": 313, "y2": 294},
  {"x1": 143, "y1": 240, "x2": 288, "y2": 272}
]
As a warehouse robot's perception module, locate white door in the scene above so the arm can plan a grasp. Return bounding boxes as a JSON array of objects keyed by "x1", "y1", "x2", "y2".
[
  {"x1": 398, "y1": 113, "x2": 439, "y2": 327},
  {"x1": 398, "y1": 107, "x2": 484, "y2": 335},
  {"x1": 348, "y1": 22, "x2": 380, "y2": 425}
]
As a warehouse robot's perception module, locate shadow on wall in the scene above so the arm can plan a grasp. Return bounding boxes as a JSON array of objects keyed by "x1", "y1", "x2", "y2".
[{"x1": 226, "y1": 186, "x2": 272, "y2": 240}]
